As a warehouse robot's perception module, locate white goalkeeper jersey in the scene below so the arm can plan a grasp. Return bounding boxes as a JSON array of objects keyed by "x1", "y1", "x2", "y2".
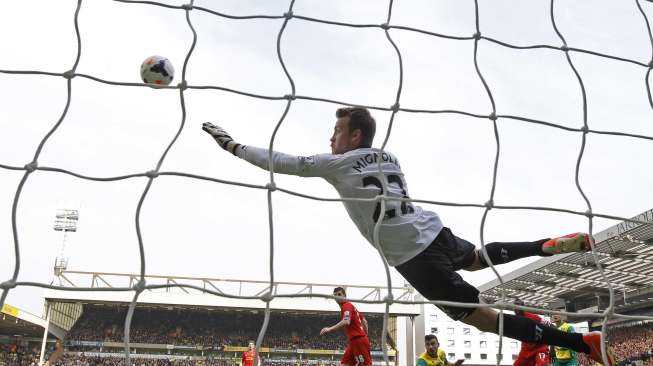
[{"x1": 235, "y1": 145, "x2": 443, "y2": 266}]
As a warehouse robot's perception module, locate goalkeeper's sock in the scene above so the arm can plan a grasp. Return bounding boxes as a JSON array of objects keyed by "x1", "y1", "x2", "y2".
[
  {"x1": 500, "y1": 314, "x2": 589, "y2": 353},
  {"x1": 478, "y1": 239, "x2": 548, "y2": 267}
]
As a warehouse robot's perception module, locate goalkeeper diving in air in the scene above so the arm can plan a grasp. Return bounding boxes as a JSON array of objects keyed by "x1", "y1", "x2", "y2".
[{"x1": 202, "y1": 107, "x2": 615, "y2": 366}]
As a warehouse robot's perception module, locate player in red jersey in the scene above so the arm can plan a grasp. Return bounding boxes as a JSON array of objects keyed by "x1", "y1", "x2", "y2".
[
  {"x1": 242, "y1": 341, "x2": 260, "y2": 366},
  {"x1": 513, "y1": 300, "x2": 551, "y2": 366},
  {"x1": 320, "y1": 287, "x2": 372, "y2": 366}
]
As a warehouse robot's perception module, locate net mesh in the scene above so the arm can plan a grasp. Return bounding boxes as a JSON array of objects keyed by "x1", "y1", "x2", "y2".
[{"x1": 2, "y1": 0, "x2": 653, "y2": 365}]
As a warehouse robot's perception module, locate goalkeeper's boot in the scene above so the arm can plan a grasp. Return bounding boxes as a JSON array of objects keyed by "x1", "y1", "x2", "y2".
[
  {"x1": 542, "y1": 233, "x2": 591, "y2": 255},
  {"x1": 582, "y1": 332, "x2": 616, "y2": 366}
]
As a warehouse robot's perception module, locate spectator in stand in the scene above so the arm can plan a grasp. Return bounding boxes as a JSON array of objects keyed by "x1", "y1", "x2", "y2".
[{"x1": 43, "y1": 340, "x2": 63, "y2": 366}]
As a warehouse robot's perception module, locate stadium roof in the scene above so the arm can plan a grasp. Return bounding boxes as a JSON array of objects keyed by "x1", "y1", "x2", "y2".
[
  {"x1": 43, "y1": 273, "x2": 421, "y2": 316},
  {"x1": 478, "y1": 208, "x2": 653, "y2": 316},
  {"x1": 0, "y1": 303, "x2": 47, "y2": 338}
]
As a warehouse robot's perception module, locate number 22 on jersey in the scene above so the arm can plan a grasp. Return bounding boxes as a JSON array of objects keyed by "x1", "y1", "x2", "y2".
[{"x1": 362, "y1": 174, "x2": 415, "y2": 221}]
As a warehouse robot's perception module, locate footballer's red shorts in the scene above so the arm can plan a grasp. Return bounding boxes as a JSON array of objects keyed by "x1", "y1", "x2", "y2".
[
  {"x1": 341, "y1": 336, "x2": 371, "y2": 366},
  {"x1": 513, "y1": 352, "x2": 550, "y2": 366}
]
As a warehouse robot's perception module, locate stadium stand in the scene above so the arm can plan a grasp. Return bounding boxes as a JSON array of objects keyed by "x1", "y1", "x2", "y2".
[
  {"x1": 4, "y1": 304, "x2": 653, "y2": 366},
  {"x1": 46, "y1": 355, "x2": 345, "y2": 366},
  {"x1": 0, "y1": 341, "x2": 62, "y2": 366},
  {"x1": 0, "y1": 303, "x2": 60, "y2": 366},
  {"x1": 572, "y1": 322, "x2": 653, "y2": 366},
  {"x1": 45, "y1": 355, "x2": 345, "y2": 366},
  {"x1": 36, "y1": 304, "x2": 393, "y2": 366},
  {"x1": 66, "y1": 305, "x2": 386, "y2": 351},
  {"x1": 608, "y1": 322, "x2": 653, "y2": 366},
  {"x1": 0, "y1": 343, "x2": 39, "y2": 366}
]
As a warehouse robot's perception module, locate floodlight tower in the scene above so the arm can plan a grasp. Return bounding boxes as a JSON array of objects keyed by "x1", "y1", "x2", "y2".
[{"x1": 53, "y1": 208, "x2": 79, "y2": 284}]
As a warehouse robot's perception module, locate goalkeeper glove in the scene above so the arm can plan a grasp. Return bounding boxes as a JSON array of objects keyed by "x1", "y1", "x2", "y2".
[{"x1": 202, "y1": 122, "x2": 240, "y2": 155}]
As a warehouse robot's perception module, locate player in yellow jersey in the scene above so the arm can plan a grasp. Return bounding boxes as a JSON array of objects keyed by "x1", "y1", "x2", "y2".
[
  {"x1": 417, "y1": 334, "x2": 464, "y2": 366},
  {"x1": 551, "y1": 315, "x2": 579, "y2": 366}
]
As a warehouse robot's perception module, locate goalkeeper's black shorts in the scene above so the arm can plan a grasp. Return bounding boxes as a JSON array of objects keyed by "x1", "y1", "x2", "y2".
[{"x1": 395, "y1": 227, "x2": 479, "y2": 321}]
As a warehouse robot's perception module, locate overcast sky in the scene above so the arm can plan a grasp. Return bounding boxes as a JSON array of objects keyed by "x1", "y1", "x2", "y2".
[{"x1": 1, "y1": 0, "x2": 652, "y2": 316}]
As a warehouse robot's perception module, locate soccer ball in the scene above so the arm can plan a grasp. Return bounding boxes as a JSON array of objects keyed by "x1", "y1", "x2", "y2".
[{"x1": 140, "y1": 55, "x2": 174, "y2": 85}]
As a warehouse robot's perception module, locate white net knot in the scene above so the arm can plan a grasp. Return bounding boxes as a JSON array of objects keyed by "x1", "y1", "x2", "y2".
[
  {"x1": 0, "y1": 280, "x2": 17, "y2": 290},
  {"x1": 62, "y1": 70, "x2": 75, "y2": 79},
  {"x1": 24, "y1": 161, "x2": 38, "y2": 173},
  {"x1": 266, "y1": 182, "x2": 277, "y2": 191},
  {"x1": 133, "y1": 279, "x2": 147, "y2": 293},
  {"x1": 145, "y1": 170, "x2": 159, "y2": 178},
  {"x1": 260, "y1": 291, "x2": 274, "y2": 303}
]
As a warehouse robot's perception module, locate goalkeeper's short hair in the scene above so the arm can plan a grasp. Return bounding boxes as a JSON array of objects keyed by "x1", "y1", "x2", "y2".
[{"x1": 335, "y1": 107, "x2": 376, "y2": 148}]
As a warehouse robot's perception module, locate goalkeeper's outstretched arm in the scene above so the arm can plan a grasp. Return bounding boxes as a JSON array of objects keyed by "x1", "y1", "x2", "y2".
[{"x1": 202, "y1": 122, "x2": 339, "y2": 177}]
